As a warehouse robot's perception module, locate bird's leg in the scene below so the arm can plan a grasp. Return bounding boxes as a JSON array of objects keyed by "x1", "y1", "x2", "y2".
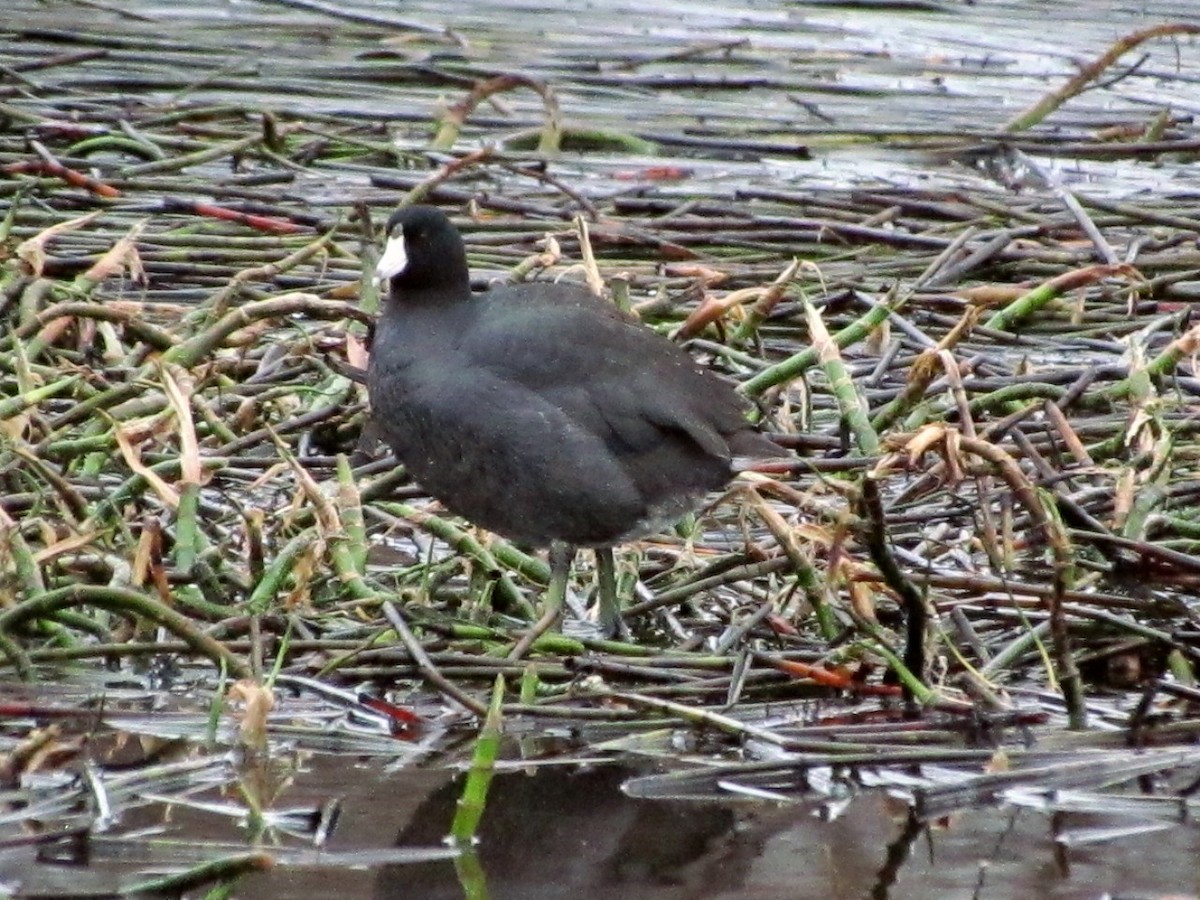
[
  {"x1": 546, "y1": 540, "x2": 574, "y2": 617},
  {"x1": 594, "y1": 547, "x2": 629, "y2": 640},
  {"x1": 508, "y1": 541, "x2": 574, "y2": 660}
]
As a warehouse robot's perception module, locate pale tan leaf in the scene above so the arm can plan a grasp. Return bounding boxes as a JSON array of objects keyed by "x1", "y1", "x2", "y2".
[
  {"x1": 79, "y1": 218, "x2": 147, "y2": 283},
  {"x1": 16, "y1": 210, "x2": 104, "y2": 277},
  {"x1": 114, "y1": 426, "x2": 180, "y2": 510},
  {"x1": 160, "y1": 364, "x2": 202, "y2": 485}
]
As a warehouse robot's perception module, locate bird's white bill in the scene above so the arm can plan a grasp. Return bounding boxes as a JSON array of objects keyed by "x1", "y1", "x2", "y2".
[{"x1": 373, "y1": 231, "x2": 408, "y2": 284}]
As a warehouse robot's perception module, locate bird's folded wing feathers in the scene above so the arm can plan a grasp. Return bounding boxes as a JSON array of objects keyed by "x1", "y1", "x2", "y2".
[{"x1": 464, "y1": 305, "x2": 749, "y2": 459}]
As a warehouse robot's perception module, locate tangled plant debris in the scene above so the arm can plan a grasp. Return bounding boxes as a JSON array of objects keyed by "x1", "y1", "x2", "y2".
[{"x1": 4, "y1": 2, "x2": 1200, "y2": 894}]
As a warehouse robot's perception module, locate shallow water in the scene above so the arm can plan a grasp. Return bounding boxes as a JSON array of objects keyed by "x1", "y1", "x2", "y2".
[
  {"x1": 9, "y1": 0, "x2": 1200, "y2": 199},
  {"x1": 8, "y1": 734, "x2": 1200, "y2": 899},
  {"x1": 261, "y1": 757, "x2": 1200, "y2": 900}
]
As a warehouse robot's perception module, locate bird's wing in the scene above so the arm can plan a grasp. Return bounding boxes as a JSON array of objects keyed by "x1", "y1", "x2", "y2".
[{"x1": 461, "y1": 302, "x2": 746, "y2": 458}]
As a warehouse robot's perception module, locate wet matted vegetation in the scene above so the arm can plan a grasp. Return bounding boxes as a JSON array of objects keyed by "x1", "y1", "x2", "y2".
[{"x1": 4, "y1": 1, "x2": 1200, "y2": 897}]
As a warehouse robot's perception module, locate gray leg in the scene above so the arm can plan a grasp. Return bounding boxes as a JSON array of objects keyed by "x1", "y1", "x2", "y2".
[
  {"x1": 546, "y1": 541, "x2": 574, "y2": 615},
  {"x1": 508, "y1": 541, "x2": 574, "y2": 660},
  {"x1": 595, "y1": 547, "x2": 628, "y2": 639}
]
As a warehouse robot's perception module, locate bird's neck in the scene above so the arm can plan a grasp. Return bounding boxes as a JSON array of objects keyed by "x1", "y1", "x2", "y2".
[
  {"x1": 376, "y1": 288, "x2": 477, "y2": 347},
  {"x1": 383, "y1": 275, "x2": 470, "y2": 308}
]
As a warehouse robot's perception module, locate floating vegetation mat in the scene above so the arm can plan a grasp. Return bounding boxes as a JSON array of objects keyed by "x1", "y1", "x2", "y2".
[{"x1": 4, "y1": 1, "x2": 1200, "y2": 895}]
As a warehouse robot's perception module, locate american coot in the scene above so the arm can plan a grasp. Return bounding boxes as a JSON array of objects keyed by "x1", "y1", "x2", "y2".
[{"x1": 368, "y1": 205, "x2": 781, "y2": 634}]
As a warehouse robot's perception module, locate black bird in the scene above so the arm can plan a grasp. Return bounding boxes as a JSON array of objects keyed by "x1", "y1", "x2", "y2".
[{"x1": 368, "y1": 205, "x2": 781, "y2": 633}]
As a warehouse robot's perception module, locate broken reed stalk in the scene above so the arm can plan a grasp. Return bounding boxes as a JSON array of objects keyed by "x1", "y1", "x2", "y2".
[
  {"x1": 858, "y1": 475, "x2": 928, "y2": 702},
  {"x1": 162, "y1": 293, "x2": 371, "y2": 368},
  {"x1": 869, "y1": 307, "x2": 982, "y2": 433},
  {"x1": 124, "y1": 851, "x2": 275, "y2": 895},
  {"x1": 383, "y1": 603, "x2": 489, "y2": 716},
  {"x1": 0, "y1": 584, "x2": 251, "y2": 679},
  {"x1": 206, "y1": 225, "x2": 340, "y2": 319},
  {"x1": 431, "y1": 74, "x2": 563, "y2": 154},
  {"x1": 740, "y1": 286, "x2": 900, "y2": 397},
  {"x1": 982, "y1": 264, "x2": 1141, "y2": 335},
  {"x1": 805, "y1": 297, "x2": 880, "y2": 456},
  {"x1": 449, "y1": 674, "x2": 505, "y2": 845},
  {"x1": 1004, "y1": 23, "x2": 1200, "y2": 132},
  {"x1": 956, "y1": 434, "x2": 1086, "y2": 729}
]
